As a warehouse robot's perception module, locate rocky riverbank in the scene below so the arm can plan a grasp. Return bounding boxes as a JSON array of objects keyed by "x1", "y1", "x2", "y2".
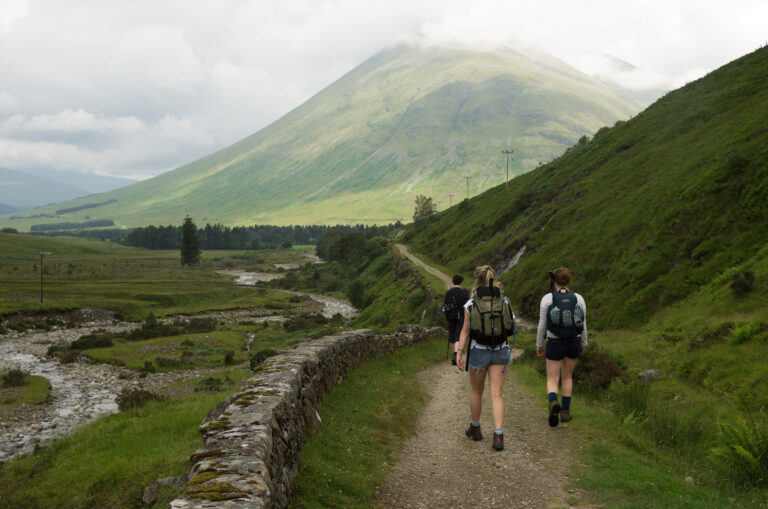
[{"x1": 0, "y1": 285, "x2": 357, "y2": 464}]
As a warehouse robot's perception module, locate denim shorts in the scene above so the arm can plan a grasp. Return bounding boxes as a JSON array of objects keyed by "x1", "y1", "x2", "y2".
[{"x1": 468, "y1": 345, "x2": 509, "y2": 370}]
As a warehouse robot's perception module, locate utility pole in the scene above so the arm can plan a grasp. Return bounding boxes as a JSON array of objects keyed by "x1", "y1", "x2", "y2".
[
  {"x1": 436, "y1": 200, "x2": 441, "y2": 212},
  {"x1": 39, "y1": 251, "x2": 51, "y2": 304},
  {"x1": 502, "y1": 148, "x2": 514, "y2": 190},
  {"x1": 448, "y1": 194, "x2": 454, "y2": 208},
  {"x1": 464, "y1": 175, "x2": 471, "y2": 200}
]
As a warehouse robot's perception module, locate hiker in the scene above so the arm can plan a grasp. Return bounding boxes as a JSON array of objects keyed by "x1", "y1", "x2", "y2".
[
  {"x1": 536, "y1": 267, "x2": 588, "y2": 427},
  {"x1": 455, "y1": 265, "x2": 515, "y2": 451},
  {"x1": 444, "y1": 274, "x2": 470, "y2": 365}
]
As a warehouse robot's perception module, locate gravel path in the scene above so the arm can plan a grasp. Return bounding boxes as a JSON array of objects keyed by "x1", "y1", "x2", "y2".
[
  {"x1": 395, "y1": 243, "x2": 453, "y2": 289},
  {"x1": 379, "y1": 246, "x2": 589, "y2": 508},
  {"x1": 376, "y1": 355, "x2": 590, "y2": 508}
]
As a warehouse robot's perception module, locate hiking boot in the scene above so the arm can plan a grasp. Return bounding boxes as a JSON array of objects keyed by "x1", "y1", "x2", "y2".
[
  {"x1": 451, "y1": 352, "x2": 457, "y2": 365},
  {"x1": 465, "y1": 423, "x2": 482, "y2": 441},
  {"x1": 548, "y1": 400, "x2": 561, "y2": 428},
  {"x1": 492, "y1": 433, "x2": 504, "y2": 451},
  {"x1": 560, "y1": 409, "x2": 571, "y2": 422}
]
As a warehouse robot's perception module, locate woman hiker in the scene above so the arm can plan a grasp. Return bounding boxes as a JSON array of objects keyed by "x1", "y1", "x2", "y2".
[
  {"x1": 536, "y1": 267, "x2": 588, "y2": 427},
  {"x1": 455, "y1": 265, "x2": 515, "y2": 451}
]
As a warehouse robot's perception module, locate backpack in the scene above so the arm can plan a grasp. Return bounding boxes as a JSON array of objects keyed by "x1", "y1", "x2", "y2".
[
  {"x1": 442, "y1": 292, "x2": 462, "y2": 322},
  {"x1": 546, "y1": 290, "x2": 584, "y2": 339},
  {"x1": 468, "y1": 285, "x2": 515, "y2": 348}
]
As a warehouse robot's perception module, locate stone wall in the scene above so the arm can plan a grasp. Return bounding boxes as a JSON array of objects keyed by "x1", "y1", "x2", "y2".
[{"x1": 169, "y1": 325, "x2": 444, "y2": 508}]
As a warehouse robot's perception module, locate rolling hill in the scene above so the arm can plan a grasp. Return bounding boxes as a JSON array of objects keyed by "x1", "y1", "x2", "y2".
[
  {"x1": 0, "y1": 44, "x2": 645, "y2": 231},
  {"x1": 402, "y1": 45, "x2": 768, "y2": 329}
]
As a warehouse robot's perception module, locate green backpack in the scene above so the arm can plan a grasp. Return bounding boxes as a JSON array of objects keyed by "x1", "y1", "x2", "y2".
[{"x1": 468, "y1": 284, "x2": 515, "y2": 348}]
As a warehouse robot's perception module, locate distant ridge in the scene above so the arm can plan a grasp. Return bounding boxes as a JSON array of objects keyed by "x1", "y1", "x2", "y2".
[{"x1": 1, "y1": 44, "x2": 644, "y2": 230}]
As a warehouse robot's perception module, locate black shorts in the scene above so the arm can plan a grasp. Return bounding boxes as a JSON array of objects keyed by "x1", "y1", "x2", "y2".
[
  {"x1": 448, "y1": 320, "x2": 462, "y2": 342},
  {"x1": 545, "y1": 339, "x2": 582, "y2": 361}
]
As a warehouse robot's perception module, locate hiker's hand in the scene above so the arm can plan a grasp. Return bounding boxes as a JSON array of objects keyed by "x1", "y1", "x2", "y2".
[
  {"x1": 537, "y1": 346, "x2": 545, "y2": 358},
  {"x1": 456, "y1": 353, "x2": 464, "y2": 371}
]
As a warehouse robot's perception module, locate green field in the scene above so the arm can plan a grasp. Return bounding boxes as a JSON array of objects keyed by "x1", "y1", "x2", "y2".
[{"x1": 0, "y1": 232, "x2": 314, "y2": 320}]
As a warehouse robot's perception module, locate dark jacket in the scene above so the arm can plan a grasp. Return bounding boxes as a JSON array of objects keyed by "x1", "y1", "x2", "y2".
[{"x1": 444, "y1": 287, "x2": 470, "y2": 322}]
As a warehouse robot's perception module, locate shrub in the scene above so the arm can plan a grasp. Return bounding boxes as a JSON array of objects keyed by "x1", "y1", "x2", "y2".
[
  {"x1": 250, "y1": 348, "x2": 279, "y2": 370},
  {"x1": 184, "y1": 317, "x2": 218, "y2": 333},
  {"x1": 727, "y1": 267, "x2": 755, "y2": 296},
  {"x1": 155, "y1": 356, "x2": 182, "y2": 368},
  {"x1": 1, "y1": 369, "x2": 27, "y2": 387},
  {"x1": 283, "y1": 313, "x2": 329, "y2": 333},
  {"x1": 710, "y1": 413, "x2": 768, "y2": 488},
  {"x1": 347, "y1": 279, "x2": 365, "y2": 309},
  {"x1": 731, "y1": 322, "x2": 766, "y2": 345},
  {"x1": 140, "y1": 360, "x2": 156, "y2": 374},
  {"x1": 70, "y1": 331, "x2": 115, "y2": 350},
  {"x1": 223, "y1": 350, "x2": 236, "y2": 365},
  {"x1": 116, "y1": 388, "x2": 163, "y2": 411},
  {"x1": 573, "y1": 342, "x2": 627, "y2": 391}
]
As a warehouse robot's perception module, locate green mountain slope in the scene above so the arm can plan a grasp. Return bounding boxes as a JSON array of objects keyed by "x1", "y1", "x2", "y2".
[
  {"x1": 404, "y1": 45, "x2": 768, "y2": 328},
  {"x1": 1, "y1": 45, "x2": 642, "y2": 230}
]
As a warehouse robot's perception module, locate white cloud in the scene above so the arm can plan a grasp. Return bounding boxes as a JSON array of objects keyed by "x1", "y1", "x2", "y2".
[{"x1": 0, "y1": 0, "x2": 766, "y2": 180}]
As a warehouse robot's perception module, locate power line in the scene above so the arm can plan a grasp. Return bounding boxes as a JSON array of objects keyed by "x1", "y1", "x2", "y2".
[
  {"x1": 464, "y1": 175, "x2": 471, "y2": 201},
  {"x1": 502, "y1": 148, "x2": 514, "y2": 190}
]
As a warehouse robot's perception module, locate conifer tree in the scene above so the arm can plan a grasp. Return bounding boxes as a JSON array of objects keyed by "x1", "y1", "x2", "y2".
[{"x1": 180, "y1": 215, "x2": 201, "y2": 266}]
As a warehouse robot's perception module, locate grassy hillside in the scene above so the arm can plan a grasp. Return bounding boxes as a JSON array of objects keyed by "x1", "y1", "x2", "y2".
[
  {"x1": 401, "y1": 45, "x2": 768, "y2": 495},
  {"x1": 0, "y1": 45, "x2": 642, "y2": 231},
  {"x1": 405, "y1": 45, "x2": 768, "y2": 328}
]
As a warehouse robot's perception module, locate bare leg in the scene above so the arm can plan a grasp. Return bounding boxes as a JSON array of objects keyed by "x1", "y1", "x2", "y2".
[
  {"x1": 561, "y1": 357, "x2": 578, "y2": 397},
  {"x1": 487, "y1": 364, "x2": 507, "y2": 430},
  {"x1": 469, "y1": 367, "x2": 488, "y2": 422},
  {"x1": 545, "y1": 359, "x2": 562, "y2": 395}
]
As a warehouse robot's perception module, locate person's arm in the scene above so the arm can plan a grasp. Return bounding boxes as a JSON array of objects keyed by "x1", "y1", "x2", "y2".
[
  {"x1": 456, "y1": 308, "x2": 470, "y2": 371},
  {"x1": 578, "y1": 294, "x2": 588, "y2": 351},
  {"x1": 536, "y1": 294, "x2": 549, "y2": 358}
]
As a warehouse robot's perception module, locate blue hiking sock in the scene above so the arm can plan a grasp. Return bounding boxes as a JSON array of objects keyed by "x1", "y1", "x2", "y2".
[
  {"x1": 562, "y1": 396, "x2": 571, "y2": 410},
  {"x1": 471, "y1": 420, "x2": 480, "y2": 427},
  {"x1": 548, "y1": 392, "x2": 558, "y2": 403},
  {"x1": 494, "y1": 428, "x2": 503, "y2": 435}
]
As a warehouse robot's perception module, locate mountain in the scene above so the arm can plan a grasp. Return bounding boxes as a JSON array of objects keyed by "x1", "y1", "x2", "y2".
[
  {"x1": 403, "y1": 45, "x2": 768, "y2": 328},
  {"x1": 19, "y1": 169, "x2": 137, "y2": 194},
  {"x1": 0, "y1": 167, "x2": 90, "y2": 209},
  {"x1": 0, "y1": 44, "x2": 645, "y2": 231}
]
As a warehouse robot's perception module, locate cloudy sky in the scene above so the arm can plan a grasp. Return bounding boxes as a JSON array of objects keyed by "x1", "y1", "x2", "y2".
[{"x1": 1, "y1": 0, "x2": 766, "y2": 181}]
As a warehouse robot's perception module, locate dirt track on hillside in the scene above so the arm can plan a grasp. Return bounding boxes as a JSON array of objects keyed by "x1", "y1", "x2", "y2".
[{"x1": 378, "y1": 246, "x2": 591, "y2": 508}]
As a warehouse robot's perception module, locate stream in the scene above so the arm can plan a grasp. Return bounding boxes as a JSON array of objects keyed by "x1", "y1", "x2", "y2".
[{"x1": 0, "y1": 269, "x2": 356, "y2": 464}]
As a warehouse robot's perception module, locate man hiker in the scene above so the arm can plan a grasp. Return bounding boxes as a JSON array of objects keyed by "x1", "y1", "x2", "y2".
[{"x1": 444, "y1": 274, "x2": 470, "y2": 365}]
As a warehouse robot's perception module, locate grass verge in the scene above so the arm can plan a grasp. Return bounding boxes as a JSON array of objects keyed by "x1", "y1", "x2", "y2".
[
  {"x1": 0, "y1": 375, "x2": 51, "y2": 406},
  {"x1": 0, "y1": 390, "x2": 238, "y2": 509},
  {"x1": 291, "y1": 337, "x2": 444, "y2": 508}
]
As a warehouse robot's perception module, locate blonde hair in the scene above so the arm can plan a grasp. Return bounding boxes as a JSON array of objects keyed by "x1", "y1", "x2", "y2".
[{"x1": 473, "y1": 265, "x2": 498, "y2": 289}]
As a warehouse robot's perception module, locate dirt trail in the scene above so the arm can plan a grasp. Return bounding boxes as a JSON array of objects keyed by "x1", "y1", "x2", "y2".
[
  {"x1": 395, "y1": 243, "x2": 453, "y2": 289},
  {"x1": 378, "y1": 245, "x2": 588, "y2": 508}
]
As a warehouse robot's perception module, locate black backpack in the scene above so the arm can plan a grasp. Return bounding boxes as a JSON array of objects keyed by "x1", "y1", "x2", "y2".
[
  {"x1": 468, "y1": 285, "x2": 515, "y2": 348},
  {"x1": 442, "y1": 292, "x2": 462, "y2": 322},
  {"x1": 546, "y1": 290, "x2": 584, "y2": 339}
]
